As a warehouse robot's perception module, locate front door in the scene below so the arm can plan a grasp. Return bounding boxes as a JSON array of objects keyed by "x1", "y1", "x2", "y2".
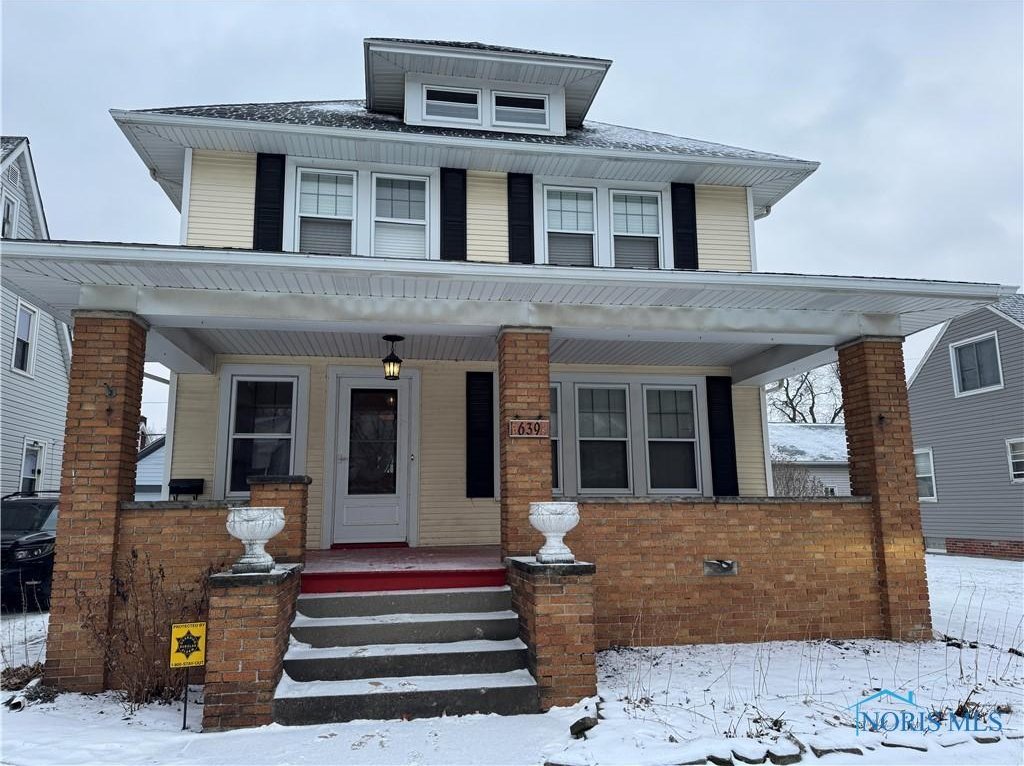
[{"x1": 333, "y1": 379, "x2": 411, "y2": 543}]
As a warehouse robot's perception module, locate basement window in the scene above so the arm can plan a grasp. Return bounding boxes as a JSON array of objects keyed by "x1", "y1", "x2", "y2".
[
  {"x1": 423, "y1": 86, "x2": 481, "y2": 123},
  {"x1": 492, "y1": 92, "x2": 548, "y2": 128}
]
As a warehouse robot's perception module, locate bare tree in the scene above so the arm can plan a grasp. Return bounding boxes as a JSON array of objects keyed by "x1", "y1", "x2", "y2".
[
  {"x1": 771, "y1": 459, "x2": 831, "y2": 497},
  {"x1": 766, "y1": 363, "x2": 844, "y2": 423}
]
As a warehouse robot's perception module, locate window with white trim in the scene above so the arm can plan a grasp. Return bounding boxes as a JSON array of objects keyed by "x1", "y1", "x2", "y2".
[
  {"x1": 373, "y1": 175, "x2": 428, "y2": 259},
  {"x1": 1, "y1": 194, "x2": 17, "y2": 238},
  {"x1": 1007, "y1": 439, "x2": 1024, "y2": 483},
  {"x1": 950, "y1": 332, "x2": 1003, "y2": 396},
  {"x1": 11, "y1": 301, "x2": 36, "y2": 375},
  {"x1": 576, "y1": 385, "x2": 630, "y2": 490},
  {"x1": 550, "y1": 384, "x2": 561, "y2": 492},
  {"x1": 296, "y1": 170, "x2": 355, "y2": 255},
  {"x1": 612, "y1": 191, "x2": 661, "y2": 269},
  {"x1": 644, "y1": 386, "x2": 699, "y2": 490},
  {"x1": 20, "y1": 441, "x2": 43, "y2": 494},
  {"x1": 226, "y1": 378, "x2": 297, "y2": 494},
  {"x1": 546, "y1": 188, "x2": 596, "y2": 267},
  {"x1": 914, "y1": 449, "x2": 936, "y2": 501},
  {"x1": 423, "y1": 86, "x2": 480, "y2": 123},
  {"x1": 492, "y1": 92, "x2": 548, "y2": 128}
]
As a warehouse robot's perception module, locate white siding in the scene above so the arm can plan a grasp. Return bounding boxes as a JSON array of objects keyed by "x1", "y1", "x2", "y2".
[
  {"x1": 134, "y1": 444, "x2": 166, "y2": 501},
  {"x1": 185, "y1": 150, "x2": 256, "y2": 248}
]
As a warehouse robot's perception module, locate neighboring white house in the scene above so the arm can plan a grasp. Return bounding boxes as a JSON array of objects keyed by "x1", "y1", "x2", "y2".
[
  {"x1": 769, "y1": 423, "x2": 851, "y2": 496},
  {"x1": 134, "y1": 436, "x2": 165, "y2": 501},
  {"x1": 0, "y1": 136, "x2": 71, "y2": 497}
]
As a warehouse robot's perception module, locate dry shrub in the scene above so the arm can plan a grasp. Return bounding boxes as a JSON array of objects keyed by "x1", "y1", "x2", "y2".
[{"x1": 1, "y1": 662, "x2": 43, "y2": 691}]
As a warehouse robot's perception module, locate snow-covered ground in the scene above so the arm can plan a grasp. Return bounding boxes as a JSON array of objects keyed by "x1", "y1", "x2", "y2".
[
  {"x1": 2, "y1": 555, "x2": 1022, "y2": 766},
  {"x1": 0, "y1": 610, "x2": 47, "y2": 671}
]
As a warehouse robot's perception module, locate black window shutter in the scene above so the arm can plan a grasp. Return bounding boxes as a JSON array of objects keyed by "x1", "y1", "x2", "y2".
[
  {"x1": 440, "y1": 167, "x2": 467, "y2": 261},
  {"x1": 465, "y1": 372, "x2": 495, "y2": 497},
  {"x1": 705, "y1": 376, "x2": 739, "y2": 496},
  {"x1": 507, "y1": 172, "x2": 535, "y2": 264},
  {"x1": 253, "y1": 153, "x2": 286, "y2": 251},
  {"x1": 670, "y1": 182, "x2": 698, "y2": 270}
]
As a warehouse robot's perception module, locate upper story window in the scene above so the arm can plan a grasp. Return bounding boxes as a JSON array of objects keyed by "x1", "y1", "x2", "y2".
[
  {"x1": 612, "y1": 191, "x2": 661, "y2": 269},
  {"x1": 11, "y1": 300, "x2": 37, "y2": 376},
  {"x1": 423, "y1": 86, "x2": 481, "y2": 124},
  {"x1": 297, "y1": 170, "x2": 355, "y2": 256},
  {"x1": 1, "y1": 194, "x2": 17, "y2": 238},
  {"x1": 950, "y1": 331, "x2": 1003, "y2": 397},
  {"x1": 545, "y1": 188, "x2": 595, "y2": 267},
  {"x1": 492, "y1": 92, "x2": 548, "y2": 128},
  {"x1": 373, "y1": 175, "x2": 428, "y2": 258}
]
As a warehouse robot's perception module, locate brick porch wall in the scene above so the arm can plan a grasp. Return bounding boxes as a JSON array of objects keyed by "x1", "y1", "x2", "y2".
[
  {"x1": 945, "y1": 538, "x2": 1024, "y2": 560},
  {"x1": 249, "y1": 476, "x2": 311, "y2": 563},
  {"x1": 568, "y1": 497, "x2": 884, "y2": 647}
]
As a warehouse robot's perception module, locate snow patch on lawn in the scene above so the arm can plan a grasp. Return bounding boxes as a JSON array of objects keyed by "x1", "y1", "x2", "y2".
[
  {"x1": 0, "y1": 610, "x2": 47, "y2": 670},
  {"x1": 927, "y1": 554, "x2": 1024, "y2": 650}
]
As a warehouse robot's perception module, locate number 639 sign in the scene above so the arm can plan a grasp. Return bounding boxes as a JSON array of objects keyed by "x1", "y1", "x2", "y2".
[{"x1": 509, "y1": 419, "x2": 550, "y2": 438}]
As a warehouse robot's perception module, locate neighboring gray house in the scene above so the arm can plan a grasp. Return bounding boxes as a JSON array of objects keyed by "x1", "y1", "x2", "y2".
[
  {"x1": 908, "y1": 293, "x2": 1024, "y2": 559},
  {"x1": 0, "y1": 137, "x2": 71, "y2": 497},
  {"x1": 134, "y1": 436, "x2": 166, "y2": 501},
  {"x1": 769, "y1": 423, "x2": 850, "y2": 496}
]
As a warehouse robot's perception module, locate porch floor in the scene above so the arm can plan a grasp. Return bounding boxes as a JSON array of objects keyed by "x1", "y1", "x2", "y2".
[{"x1": 301, "y1": 545, "x2": 505, "y2": 593}]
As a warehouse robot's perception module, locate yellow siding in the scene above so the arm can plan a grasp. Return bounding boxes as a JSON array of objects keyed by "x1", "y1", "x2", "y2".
[
  {"x1": 696, "y1": 186, "x2": 752, "y2": 272},
  {"x1": 169, "y1": 373, "x2": 219, "y2": 494},
  {"x1": 186, "y1": 150, "x2": 256, "y2": 249},
  {"x1": 733, "y1": 386, "x2": 769, "y2": 495},
  {"x1": 466, "y1": 171, "x2": 509, "y2": 263}
]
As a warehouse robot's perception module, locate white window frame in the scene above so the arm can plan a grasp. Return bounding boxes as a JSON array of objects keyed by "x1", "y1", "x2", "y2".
[
  {"x1": 610, "y1": 189, "x2": 663, "y2": 268},
  {"x1": 914, "y1": 448, "x2": 937, "y2": 502},
  {"x1": 543, "y1": 185, "x2": 598, "y2": 267},
  {"x1": 294, "y1": 168, "x2": 357, "y2": 255},
  {"x1": 10, "y1": 298, "x2": 38, "y2": 377},
  {"x1": 573, "y1": 382, "x2": 633, "y2": 495},
  {"x1": 491, "y1": 91, "x2": 549, "y2": 130},
  {"x1": 641, "y1": 384, "x2": 702, "y2": 494},
  {"x1": 1, "y1": 192, "x2": 19, "y2": 239},
  {"x1": 371, "y1": 172, "x2": 431, "y2": 260},
  {"x1": 949, "y1": 331, "x2": 1004, "y2": 398},
  {"x1": 214, "y1": 364, "x2": 310, "y2": 499},
  {"x1": 421, "y1": 84, "x2": 483, "y2": 126},
  {"x1": 550, "y1": 383, "x2": 562, "y2": 494},
  {"x1": 19, "y1": 438, "x2": 45, "y2": 494},
  {"x1": 1006, "y1": 438, "x2": 1024, "y2": 483}
]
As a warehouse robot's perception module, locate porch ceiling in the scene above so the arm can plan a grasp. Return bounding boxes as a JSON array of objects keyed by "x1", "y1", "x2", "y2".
[{"x1": 1, "y1": 239, "x2": 1015, "y2": 382}]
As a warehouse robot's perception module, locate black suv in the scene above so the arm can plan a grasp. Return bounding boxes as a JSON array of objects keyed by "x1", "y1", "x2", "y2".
[{"x1": 1, "y1": 492, "x2": 58, "y2": 611}]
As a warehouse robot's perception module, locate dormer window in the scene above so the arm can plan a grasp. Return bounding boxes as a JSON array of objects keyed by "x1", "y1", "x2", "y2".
[
  {"x1": 492, "y1": 92, "x2": 548, "y2": 128},
  {"x1": 423, "y1": 86, "x2": 481, "y2": 124}
]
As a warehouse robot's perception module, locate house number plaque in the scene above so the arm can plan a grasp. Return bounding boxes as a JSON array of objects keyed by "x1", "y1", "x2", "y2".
[{"x1": 509, "y1": 419, "x2": 550, "y2": 438}]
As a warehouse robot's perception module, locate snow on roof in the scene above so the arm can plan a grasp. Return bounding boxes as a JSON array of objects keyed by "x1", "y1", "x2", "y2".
[
  {"x1": 365, "y1": 38, "x2": 609, "y2": 63},
  {"x1": 768, "y1": 423, "x2": 848, "y2": 464},
  {"x1": 135, "y1": 99, "x2": 811, "y2": 164},
  {"x1": 992, "y1": 293, "x2": 1024, "y2": 325},
  {"x1": 1, "y1": 136, "x2": 26, "y2": 163}
]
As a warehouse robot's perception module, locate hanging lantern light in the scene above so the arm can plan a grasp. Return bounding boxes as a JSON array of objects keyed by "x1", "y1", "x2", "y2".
[{"x1": 381, "y1": 335, "x2": 404, "y2": 380}]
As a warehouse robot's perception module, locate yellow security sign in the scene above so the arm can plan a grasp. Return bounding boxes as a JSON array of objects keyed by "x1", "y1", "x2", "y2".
[{"x1": 169, "y1": 622, "x2": 206, "y2": 668}]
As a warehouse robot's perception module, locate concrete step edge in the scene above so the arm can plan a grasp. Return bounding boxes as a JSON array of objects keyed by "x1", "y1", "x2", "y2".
[
  {"x1": 285, "y1": 637, "x2": 526, "y2": 661},
  {"x1": 291, "y1": 609, "x2": 517, "y2": 628},
  {"x1": 275, "y1": 668, "x2": 537, "y2": 700}
]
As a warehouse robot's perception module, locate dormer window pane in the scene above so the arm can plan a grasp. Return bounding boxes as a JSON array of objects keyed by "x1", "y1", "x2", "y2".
[
  {"x1": 424, "y1": 88, "x2": 480, "y2": 122},
  {"x1": 493, "y1": 93, "x2": 548, "y2": 127}
]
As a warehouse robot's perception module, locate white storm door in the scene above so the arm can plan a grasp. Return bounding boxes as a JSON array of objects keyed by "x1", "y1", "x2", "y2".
[{"x1": 333, "y1": 379, "x2": 410, "y2": 543}]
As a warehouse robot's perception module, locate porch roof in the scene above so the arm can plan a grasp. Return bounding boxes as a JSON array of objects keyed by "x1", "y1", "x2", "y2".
[{"x1": 1, "y1": 239, "x2": 1015, "y2": 383}]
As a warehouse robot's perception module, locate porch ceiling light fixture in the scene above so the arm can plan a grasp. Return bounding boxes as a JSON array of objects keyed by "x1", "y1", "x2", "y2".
[{"x1": 381, "y1": 335, "x2": 405, "y2": 380}]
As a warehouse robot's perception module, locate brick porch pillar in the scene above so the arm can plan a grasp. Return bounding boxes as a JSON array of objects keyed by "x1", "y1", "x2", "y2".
[
  {"x1": 497, "y1": 327, "x2": 552, "y2": 559},
  {"x1": 44, "y1": 311, "x2": 147, "y2": 691},
  {"x1": 838, "y1": 337, "x2": 931, "y2": 640},
  {"x1": 248, "y1": 475, "x2": 312, "y2": 564}
]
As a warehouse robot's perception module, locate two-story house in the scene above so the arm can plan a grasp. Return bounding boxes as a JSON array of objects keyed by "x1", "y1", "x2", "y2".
[
  {"x1": 0, "y1": 136, "x2": 70, "y2": 498},
  {"x1": 5, "y1": 40, "x2": 1016, "y2": 725},
  {"x1": 909, "y1": 293, "x2": 1024, "y2": 559}
]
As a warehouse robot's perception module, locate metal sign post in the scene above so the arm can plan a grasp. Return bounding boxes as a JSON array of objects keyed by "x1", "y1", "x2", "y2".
[{"x1": 169, "y1": 621, "x2": 207, "y2": 731}]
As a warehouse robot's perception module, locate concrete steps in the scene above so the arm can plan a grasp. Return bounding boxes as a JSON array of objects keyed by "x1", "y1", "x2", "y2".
[{"x1": 274, "y1": 586, "x2": 539, "y2": 724}]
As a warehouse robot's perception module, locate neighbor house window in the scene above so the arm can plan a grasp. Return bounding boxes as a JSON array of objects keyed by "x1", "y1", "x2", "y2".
[
  {"x1": 1, "y1": 195, "x2": 16, "y2": 238},
  {"x1": 914, "y1": 449, "x2": 936, "y2": 501},
  {"x1": 20, "y1": 441, "x2": 43, "y2": 494},
  {"x1": 492, "y1": 92, "x2": 548, "y2": 128},
  {"x1": 546, "y1": 188, "x2": 596, "y2": 266},
  {"x1": 373, "y1": 175, "x2": 428, "y2": 258},
  {"x1": 550, "y1": 384, "x2": 561, "y2": 492},
  {"x1": 1007, "y1": 439, "x2": 1024, "y2": 483},
  {"x1": 644, "y1": 387, "x2": 699, "y2": 491},
  {"x1": 576, "y1": 385, "x2": 630, "y2": 491},
  {"x1": 423, "y1": 86, "x2": 480, "y2": 123},
  {"x1": 226, "y1": 378, "x2": 297, "y2": 494},
  {"x1": 11, "y1": 301, "x2": 36, "y2": 375},
  {"x1": 612, "y1": 191, "x2": 661, "y2": 269},
  {"x1": 296, "y1": 170, "x2": 355, "y2": 255},
  {"x1": 950, "y1": 332, "x2": 1003, "y2": 396}
]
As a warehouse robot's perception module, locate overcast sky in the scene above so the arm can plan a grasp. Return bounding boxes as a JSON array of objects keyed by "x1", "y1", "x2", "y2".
[{"x1": 3, "y1": 1, "x2": 1022, "y2": 431}]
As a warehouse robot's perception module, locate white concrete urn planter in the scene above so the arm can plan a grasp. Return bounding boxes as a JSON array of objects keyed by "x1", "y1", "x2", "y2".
[
  {"x1": 529, "y1": 501, "x2": 580, "y2": 564},
  {"x1": 226, "y1": 506, "x2": 285, "y2": 573}
]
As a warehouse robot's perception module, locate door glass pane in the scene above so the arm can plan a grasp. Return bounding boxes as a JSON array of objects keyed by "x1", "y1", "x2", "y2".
[
  {"x1": 229, "y1": 438, "x2": 291, "y2": 492},
  {"x1": 649, "y1": 442, "x2": 697, "y2": 489},
  {"x1": 579, "y1": 441, "x2": 628, "y2": 489},
  {"x1": 348, "y1": 389, "x2": 398, "y2": 495}
]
